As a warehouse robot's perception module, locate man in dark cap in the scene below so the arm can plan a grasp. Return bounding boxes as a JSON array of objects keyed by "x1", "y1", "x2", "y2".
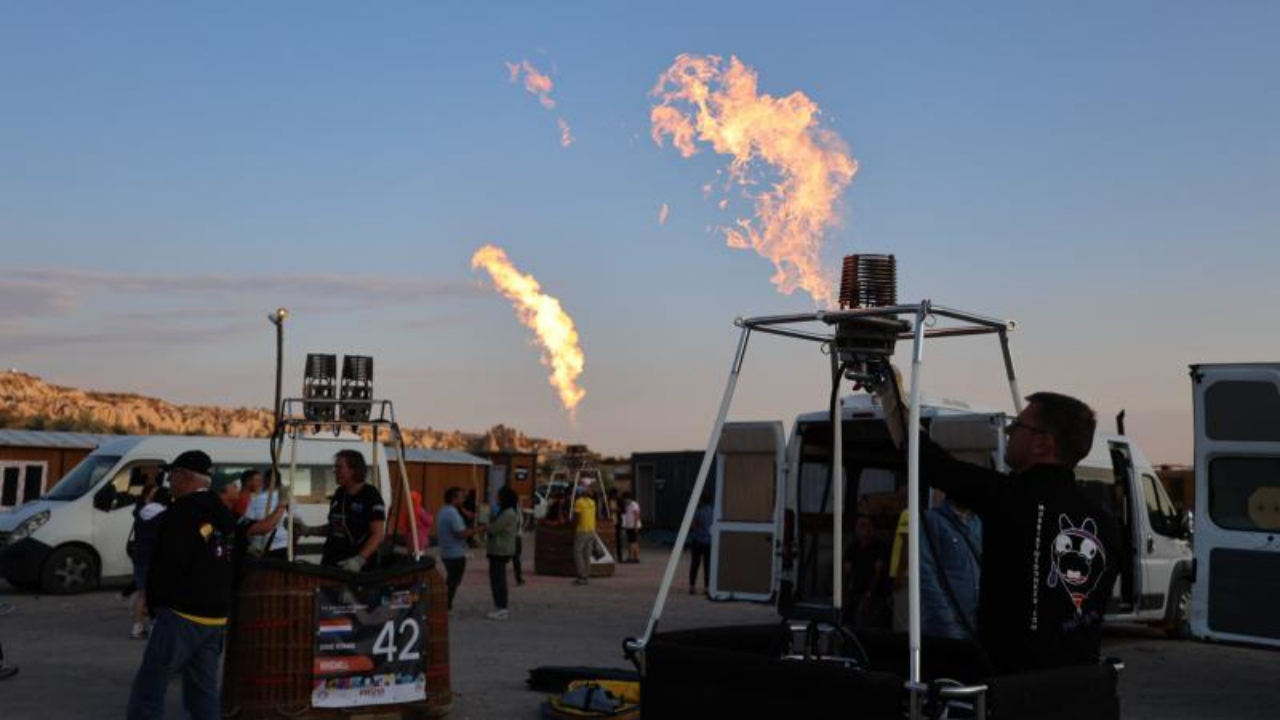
[{"x1": 126, "y1": 450, "x2": 288, "y2": 720}]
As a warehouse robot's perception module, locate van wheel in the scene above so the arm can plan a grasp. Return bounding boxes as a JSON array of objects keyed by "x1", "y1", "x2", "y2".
[
  {"x1": 41, "y1": 546, "x2": 99, "y2": 595},
  {"x1": 1164, "y1": 576, "x2": 1191, "y2": 639}
]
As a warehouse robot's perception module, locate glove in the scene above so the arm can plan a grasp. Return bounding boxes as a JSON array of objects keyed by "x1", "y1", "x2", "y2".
[
  {"x1": 870, "y1": 363, "x2": 909, "y2": 450},
  {"x1": 340, "y1": 555, "x2": 367, "y2": 573}
]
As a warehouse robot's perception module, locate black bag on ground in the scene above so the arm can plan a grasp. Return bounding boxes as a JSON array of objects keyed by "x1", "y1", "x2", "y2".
[{"x1": 527, "y1": 666, "x2": 639, "y2": 693}]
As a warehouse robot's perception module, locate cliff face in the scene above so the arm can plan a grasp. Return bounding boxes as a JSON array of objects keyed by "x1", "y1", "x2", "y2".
[{"x1": 0, "y1": 370, "x2": 563, "y2": 454}]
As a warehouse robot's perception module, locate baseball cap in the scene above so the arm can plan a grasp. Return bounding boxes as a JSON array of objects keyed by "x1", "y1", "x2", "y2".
[
  {"x1": 162, "y1": 450, "x2": 213, "y2": 476},
  {"x1": 211, "y1": 472, "x2": 240, "y2": 494}
]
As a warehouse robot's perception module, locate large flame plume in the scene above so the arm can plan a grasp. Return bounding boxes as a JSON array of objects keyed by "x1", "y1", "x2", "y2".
[
  {"x1": 650, "y1": 54, "x2": 858, "y2": 306},
  {"x1": 507, "y1": 59, "x2": 575, "y2": 148},
  {"x1": 471, "y1": 244, "x2": 586, "y2": 418}
]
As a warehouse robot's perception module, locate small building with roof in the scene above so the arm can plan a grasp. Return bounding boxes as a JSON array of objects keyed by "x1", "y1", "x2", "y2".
[{"x1": 0, "y1": 430, "x2": 128, "y2": 511}]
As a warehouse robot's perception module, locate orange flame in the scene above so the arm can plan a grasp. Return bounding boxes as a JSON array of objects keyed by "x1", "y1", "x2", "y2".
[
  {"x1": 650, "y1": 54, "x2": 858, "y2": 306},
  {"x1": 471, "y1": 244, "x2": 585, "y2": 417},
  {"x1": 558, "y1": 117, "x2": 575, "y2": 148},
  {"x1": 507, "y1": 59, "x2": 575, "y2": 149},
  {"x1": 506, "y1": 59, "x2": 556, "y2": 109}
]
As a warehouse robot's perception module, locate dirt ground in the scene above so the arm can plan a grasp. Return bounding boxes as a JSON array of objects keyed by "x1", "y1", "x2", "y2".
[{"x1": 1, "y1": 537, "x2": 1277, "y2": 719}]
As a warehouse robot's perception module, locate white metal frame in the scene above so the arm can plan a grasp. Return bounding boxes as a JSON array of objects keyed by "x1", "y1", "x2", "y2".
[
  {"x1": 624, "y1": 301, "x2": 1019, "y2": 719},
  {"x1": 275, "y1": 397, "x2": 422, "y2": 563}
]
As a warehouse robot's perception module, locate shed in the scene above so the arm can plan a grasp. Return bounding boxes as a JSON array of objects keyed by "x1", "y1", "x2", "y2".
[
  {"x1": 471, "y1": 450, "x2": 538, "y2": 511},
  {"x1": 0, "y1": 430, "x2": 126, "y2": 511},
  {"x1": 385, "y1": 447, "x2": 491, "y2": 528},
  {"x1": 631, "y1": 450, "x2": 716, "y2": 532}
]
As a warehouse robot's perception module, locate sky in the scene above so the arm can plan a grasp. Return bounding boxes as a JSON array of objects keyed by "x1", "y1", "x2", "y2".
[{"x1": 1, "y1": 2, "x2": 1276, "y2": 462}]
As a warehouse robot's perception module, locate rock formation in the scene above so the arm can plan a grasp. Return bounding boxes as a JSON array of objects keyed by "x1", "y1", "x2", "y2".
[{"x1": 0, "y1": 370, "x2": 564, "y2": 454}]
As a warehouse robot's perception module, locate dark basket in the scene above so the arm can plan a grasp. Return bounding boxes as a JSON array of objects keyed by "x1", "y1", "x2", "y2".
[
  {"x1": 223, "y1": 557, "x2": 452, "y2": 718},
  {"x1": 534, "y1": 520, "x2": 617, "y2": 578}
]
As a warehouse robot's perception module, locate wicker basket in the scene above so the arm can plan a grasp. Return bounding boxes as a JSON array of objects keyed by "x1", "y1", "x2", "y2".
[
  {"x1": 534, "y1": 519, "x2": 616, "y2": 578},
  {"x1": 223, "y1": 557, "x2": 452, "y2": 718}
]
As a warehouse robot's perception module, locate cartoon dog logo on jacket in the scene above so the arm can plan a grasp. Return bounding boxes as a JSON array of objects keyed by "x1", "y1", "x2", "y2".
[{"x1": 1047, "y1": 515, "x2": 1107, "y2": 614}]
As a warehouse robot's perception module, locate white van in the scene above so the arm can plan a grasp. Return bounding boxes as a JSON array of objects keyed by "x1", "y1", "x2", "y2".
[
  {"x1": 1189, "y1": 362, "x2": 1280, "y2": 648},
  {"x1": 0, "y1": 434, "x2": 392, "y2": 594},
  {"x1": 708, "y1": 394, "x2": 1193, "y2": 634}
]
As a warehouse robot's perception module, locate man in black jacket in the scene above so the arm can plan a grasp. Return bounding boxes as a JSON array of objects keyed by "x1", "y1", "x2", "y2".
[
  {"x1": 126, "y1": 450, "x2": 286, "y2": 720},
  {"x1": 878, "y1": 380, "x2": 1120, "y2": 673}
]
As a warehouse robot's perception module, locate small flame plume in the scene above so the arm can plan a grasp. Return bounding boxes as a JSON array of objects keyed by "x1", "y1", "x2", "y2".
[
  {"x1": 658, "y1": 202, "x2": 670, "y2": 226},
  {"x1": 650, "y1": 54, "x2": 858, "y2": 306},
  {"x1": 557, "y1": 117, "x2": 575, "y2": 148},
  {"x1": 471, "y1": 244, "x2": 586, "y2": 418},
  {"x1": 507, "y1": 59, "x2": 575, "y2": 149},
  {"x1": 506, "y1": 59, "x2": 556, "y2": 108}
]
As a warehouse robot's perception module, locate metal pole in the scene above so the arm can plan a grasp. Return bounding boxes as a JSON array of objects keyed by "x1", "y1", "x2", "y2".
[
  {"x1": 636, "y1": 326, "x2": 752, "y2": 648},
  {"x1": 262, "y1": 308, "x2": 287, "y2": 558},
  {"x1": 999, "y1": 329, "x2": 1023, "y2": 414},
  {"x1": 286, "y1": 426, "x2": 300, "y2": 562},
  {"x1": 831, "y1": 351, "x2": 844, "y2": 617},
  {"x1": 907, "y1": 300, "x2": 930, "y2": 718},
  {"x1": 390, "y1": 424, "x2": 420, "y2": 560}
]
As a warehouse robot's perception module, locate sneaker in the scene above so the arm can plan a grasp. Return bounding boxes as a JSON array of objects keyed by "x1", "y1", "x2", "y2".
[
  {"x1": 486, "y1": 609, "x2": 510, "y2": 621},
  {"x1": 129, "y1": 622, "x2": 147, "y2": 639},
  {"x1": 573, "y1": 578, "x2": 588, "y2": 586},
  {"x1": 516, "y1": 579, "x2": 526, "y2": 586}
]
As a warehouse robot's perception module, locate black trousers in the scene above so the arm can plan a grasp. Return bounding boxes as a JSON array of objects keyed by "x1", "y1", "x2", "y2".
[
  {"x1": 689, "y1": 542, "x2": 711, "y2": 588},
  {"x1": 511, "y1": 535, "x2": 524, "y2": 583},
  {"x1": 442, "y1": 557, "x2": 466, "y2": 610},
  {"x1": 488, "y1": 555, "x2": 510, "y2": 610}
]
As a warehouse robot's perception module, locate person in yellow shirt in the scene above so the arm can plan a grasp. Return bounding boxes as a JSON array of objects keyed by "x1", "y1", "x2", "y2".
[{"x1": 572, "y1": 485, "x2": 598, "y2": 585}]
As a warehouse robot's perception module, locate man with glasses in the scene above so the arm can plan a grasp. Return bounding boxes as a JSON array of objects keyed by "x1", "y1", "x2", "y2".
[{"x1": 877, "y1": 379, "x2": 1120, "y2": 673}]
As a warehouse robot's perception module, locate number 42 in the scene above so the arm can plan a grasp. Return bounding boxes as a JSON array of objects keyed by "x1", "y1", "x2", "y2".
[{"x1": 373, "y1": 619, "x2": 422, "y2": 662}]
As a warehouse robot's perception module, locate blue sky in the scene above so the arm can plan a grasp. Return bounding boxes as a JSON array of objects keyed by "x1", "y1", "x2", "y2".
[{"x1": 1, "y1": 2, "x2": 1276, "y2": 461}]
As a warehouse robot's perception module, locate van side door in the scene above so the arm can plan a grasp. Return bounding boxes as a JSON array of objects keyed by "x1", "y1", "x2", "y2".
[
  {"x1": 1190, "y1": 363, "x2": 1280, "y2": 647},
  {"x1": 710, "y1": 421, "x2": 786, "y2": 602}
]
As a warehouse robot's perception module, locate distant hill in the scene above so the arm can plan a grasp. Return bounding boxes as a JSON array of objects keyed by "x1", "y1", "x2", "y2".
[{"x1": 0, "y1": 370, "x2": 565, "y2": 455}]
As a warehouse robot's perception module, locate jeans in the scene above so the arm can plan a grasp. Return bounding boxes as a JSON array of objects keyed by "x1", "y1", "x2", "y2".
[
  {"x1": 689, "y1": 542, "x2": 711, "y2": 589},
  {"x1": 126, "y1": 609, "x2": 225, "y2": 720},
  {"x1": 442, "y1": 557, "x2": 466, "y2": 610},
  {"x1": 488, "y1": 555, "x2": 511, "y2": 609},
  {"x1": 573, "y1": 532, "x2": 594, "y2": 580}
]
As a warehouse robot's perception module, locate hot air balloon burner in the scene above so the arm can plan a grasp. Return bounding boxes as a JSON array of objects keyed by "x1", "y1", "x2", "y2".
[
  {"x1": 833, "y1": 254, "x2": 908, "y2": 383},
  {"x1": 302, "y1": 353, "x2": 338, "y2": 422}
]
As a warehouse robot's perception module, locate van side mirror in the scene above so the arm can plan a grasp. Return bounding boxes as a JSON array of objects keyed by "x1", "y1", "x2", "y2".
[
  {"x1": 93, "y1": 485, "x2": 117, "y2": 512},
  {"x1": 1180, "y1": 510, "x2": 1194, "y2": 539}
]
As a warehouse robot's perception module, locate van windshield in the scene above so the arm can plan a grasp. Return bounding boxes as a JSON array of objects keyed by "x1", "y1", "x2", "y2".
[{"x1": 44, "y1": 455, "x2": 122, "y2": 501}]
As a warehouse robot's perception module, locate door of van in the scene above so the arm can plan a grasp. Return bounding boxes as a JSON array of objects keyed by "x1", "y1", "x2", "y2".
[
  {"x1": 1136, "y1": 466, "x2": 1190, "y2": 622},
  {"x1": 1105, "y1": 442, "x2": 1145, "y2": 617},
  {"x1": 1190, "y1": 363, "x2": 1280, "y2": 647},
  {"x1": 709, "y1": 421, "x2": 786, "y2": 602},
  {"x1": 92, "y1": 459, "x2": 166, "y2": 579}
]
